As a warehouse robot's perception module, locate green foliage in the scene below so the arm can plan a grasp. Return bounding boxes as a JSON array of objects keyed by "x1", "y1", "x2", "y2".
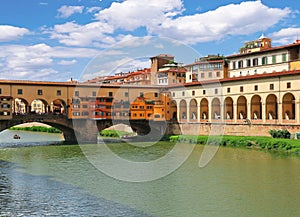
[
  {"x1": 10, "y1": 126, "x2": 62, "y2": 134},
  {"x1": 269, "y1": 129, "x2": 291, "y2": 139},
  {"x1": 99, "y1": 129, "x2": 135, "y2": 138},
  {"x1": 168, "y1": 134, "x2": 300, "y2": 156}
]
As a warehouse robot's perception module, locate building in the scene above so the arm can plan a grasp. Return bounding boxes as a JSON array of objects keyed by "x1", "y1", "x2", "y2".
[
  {"x1": 227, "y1": 35, "x2": 300, "y2": 77},
  {"x1": 185, "y1": 55, "x2": 228, "y2": 82}
]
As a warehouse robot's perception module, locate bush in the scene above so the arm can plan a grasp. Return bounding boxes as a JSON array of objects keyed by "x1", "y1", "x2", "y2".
[{"x1": 269, "y1": 129, "x2": 290, "y2": 139}]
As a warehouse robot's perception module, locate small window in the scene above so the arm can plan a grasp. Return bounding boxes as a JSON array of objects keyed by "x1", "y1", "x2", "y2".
[
  {"x1": 125, "y1": 92, "x2": 129, "y2": 97},
  {"x1": 154, "y1": 92, "x2": 158, "y2": 97},
  {"x1": 216, "y1": 71, "x2": 220, "y2": 77},
  {"x1": 254, "y1": 85, "x2": 258, "y2": 91},
  {"x1": 214, "y1": 89, "x2": 218, "y2": 94},
  {"x1": 108, "y1": 92, "x2": 113, "y2": 97},
  {"x1": 282, "y1": 53, "x2": 287, "y2": 62},
  {"x1": 0, "y1": 88, "x2": 2, "y2": 94},
  {"x1": 232, "y1": 61, "x2": 236, "y2": 69},
  {"x1": 253, "y1": 58, "x2": 258, "y2": 66},
  {"x1": 270, "y1": 84, "x2": 274, "y2": 90},
  {"x1": 192, "y1": 90, "x2": 195, "y2": 96},
  {"x1": 238, "y1": 60, "x2": 243, "y2": 68},
  {"x1": 92, "y1": 91, "x2": 96, "y2": 96},
  {"x1": 172, "y1": 92, "x2": 175, "y2": 97},
  {"x1": 182, "y1": 91, "x2": 185, "y2": 96},
  {"x1": 57, "y1": 90, "x2": 62, "y2": 96},
  {"x1": 17, "y1": 89, "x2": 23, "y2": 95},
  {"x1": 208, "y1": 72, "x2": 212, "y2": 78},
  {"x1": 75, "y1": 91, "x2": 79, "y2": 97},
  {"x1": 203, "y1": 90, "x2": 206, "y2": 95},
  {"x1": 227, "y1": 88, "x2": 230, "y2": 93},
  {"x1": 201, "y1": 73, "x2": 205, "y2": 78},
  {"x1": 240, "y1": 86, "x2": 244, "y2": 92},
  {"x1": 246, "y1": 59, "x2": 251, "y2": 67},
  {"x1": 262, "y1": 56, "x2": 268, "y2": 65},
  {"x1": 272, "y1": 55, "x2": 276, "y2": 64},
  {"x1": 287, "y1": 82, "x2": 291, "y2": 89}
]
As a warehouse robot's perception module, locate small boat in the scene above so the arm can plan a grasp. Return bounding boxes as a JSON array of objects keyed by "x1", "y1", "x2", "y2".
[{"x1": 13, "y1": 134, "x2": 21, "y2": 139}]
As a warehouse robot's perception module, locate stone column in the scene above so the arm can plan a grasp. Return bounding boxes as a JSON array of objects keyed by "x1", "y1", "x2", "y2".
[
  {"x1": 278, "y1": 101, "x2": 282, "y2": 124},
  {"x1": 233, "y1": 103, "x2": 237, "y2": 123},
  {"x1": 261, "y1": 101, "x2": 266, "y2": 123}
]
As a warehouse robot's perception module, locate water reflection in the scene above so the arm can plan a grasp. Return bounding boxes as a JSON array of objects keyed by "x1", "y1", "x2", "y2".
[{"x1": 0, "y1": 160, "x2": 151, "y2": 216}]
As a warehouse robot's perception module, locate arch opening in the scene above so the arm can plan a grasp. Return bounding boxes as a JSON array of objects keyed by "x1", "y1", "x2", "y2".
[
  {"x1": 224, "y1": 97, "x2": 233, "y2": 120},
  {"x1": 266, "y1": 94, "x2": 278, "y2": 120},
  {"x1": 211, "y1": 98, "x2": 221, "y2": 119},
  {"x1": 237, "y1": 96, "x2": 247, "y2": 119},
  {"x1": 282, "y1": 93, "x2": 295, "y2": 120},
  {"x1": 251, "y1": 95, "x2": 262, "y2": 120},
  {"x1": 200, "y1": 98, "x2": 208, "y2": 120},
  {"x1": 189, "y1": 99, "x2": 197, "y2": 121}
]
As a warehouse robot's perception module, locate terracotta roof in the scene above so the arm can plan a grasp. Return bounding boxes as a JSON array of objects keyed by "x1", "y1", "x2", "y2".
[{"x1": 227, "y1": 42, "x2": 300, "y2": 58}]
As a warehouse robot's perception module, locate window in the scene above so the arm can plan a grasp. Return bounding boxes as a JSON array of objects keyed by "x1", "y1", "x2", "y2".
[
  {"x1": 37, "y1": 89, "x2": 43, "y2": 95},
  {"x1": 125, "y1": 92, "x2": 128, "y2": 97},
  {"x1": 92, "y1": 91, "x2": 96, "y2": 96},
  {"x1": 232, "y1": 61, "x2": 236, "y2": 69},
  {"x1": 154, "y1": 92, "x2": 158, "y2": 97},
  {"x1": 57, "y1": 90, "x2": 61, "y2": 96},
  {"x1": 182, "y1": 91, "x2": 185, "y2": 96},
  {"x1": 201, "y1": 73, "x2": 205, "y2": 78},
  {"x1": 227, "y1": 88, "x2": 230, "y2": 93},
  {"x1": 216, "y1": 71, "x2": 220, "y2": 77},
  {"x1": 262, "y1": 56, "x2": 268, "y2": 65},
  {"x1": 270, "y1": 84, "x2": 274, "y2": 90},
  {"x1": 172, "y1": 92, "x2": 175, "y2": 97},
  {"x1": 246, "y1": 59, "x2": 251, "y2": 67},
  {"x1": 75, "y1": 91, "x2": 79, "y2": 97},
  {"x1": 253, "y1": 58, "x2": 258, "y2": 66},
  {"x1": 17, "y1": 89, "x2": 23, "y2": 95},
  {"x1": 214, "y1": 89, "x2": 218, "y2": 94},
  {"x1": 208, "y1": 72, "x2": 212, "y2": 78},
  {"x1": 140, "y1": 92, "x2": 144, "y2": 97},
  {"x1": 0, "y1": 88, "x2": 1, "y2": 94},
  {"x1": 1, "y1": 104, "x2": 10, "y2": 108},
  {"x1": 192, "y1": 90, "x2": 195, "y2": 96},
  {"x1": 203, "y1": 90, "x2": 206, "y2": 95},
  {"x1": 238, "y1": 60, "x2": 243, "y2": 68},
  {"x1": 282, "y1": 53, "x2": 287, "y2": 62},
  {"x1": 240, "y1": 86, "x2": 244, "y2": 92},
  {"x1": 108, "y1": 92, "x2": 113, "y2": 97},
  {"x1": 272, "y1": 55, "x2": 276, "y2": 64},
  {"x1": 254, "y1": 85, "x2": 258, "y2": 91},
  {"x1": 287, "y1": 82, "x2": 291, "y2": 89}
]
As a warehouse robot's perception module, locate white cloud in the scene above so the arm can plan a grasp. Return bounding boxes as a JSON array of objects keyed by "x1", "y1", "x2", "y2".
[
  {"x1": 86, "y1": 6, "x2": 102, "y2": 14},
  {"x1": 152, "y1": 1, "x2": 291, "y2": 44},
  {"x1": 57, "y1": 5, "x2": 84, "y2": 18},
  {"x1": 48, "y1": 21, "x2": 115, "y2": 46},
  {"x1": 270, "y1": 27, "x2": 300, "y2": 44},
  {"x1": 0, "y1": 25, "x2": 30, "y2": 42},
  {"x1": 58, "y1": 59, "x2": 77, "y2": 65},
  {"x1": 0, "y1": 43, "x2": 100, "y2": 81},
  {"x1": 94, "y1": 0, "x2": 184, "y2": 31}
]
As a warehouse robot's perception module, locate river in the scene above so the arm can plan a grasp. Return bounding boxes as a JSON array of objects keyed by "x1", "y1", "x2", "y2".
[{"x1": 0, "y1": 130, "x2": 299, "y2": 217}]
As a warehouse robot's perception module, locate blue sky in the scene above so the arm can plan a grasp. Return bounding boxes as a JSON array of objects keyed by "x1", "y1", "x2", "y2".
[{"x1": 0, "y1": 0, "x2": 299, "y2": 81}]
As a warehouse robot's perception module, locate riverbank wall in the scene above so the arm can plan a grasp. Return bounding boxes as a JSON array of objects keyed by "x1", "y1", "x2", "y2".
[{"x1": 177, "y1": 123, "x2": 300, "y2": 137}]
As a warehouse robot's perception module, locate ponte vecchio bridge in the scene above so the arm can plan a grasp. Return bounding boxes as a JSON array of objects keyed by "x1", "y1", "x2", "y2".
[{"x1": 0, "y1": 80, "x2": 174, "y2": 143}]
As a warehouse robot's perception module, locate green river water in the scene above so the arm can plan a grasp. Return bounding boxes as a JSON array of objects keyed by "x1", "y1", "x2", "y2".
[{"x1": 0, "y1": 130, "x2": 299, "y2": 216}]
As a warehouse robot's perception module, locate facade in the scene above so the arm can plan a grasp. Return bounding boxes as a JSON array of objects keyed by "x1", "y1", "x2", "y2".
[
  {"x1": 0, "y1": 96, "x2": 12, "y2": 120},
  {"x1": 227, "y1": 36, "x2": 300, "y2": 78},
  {"x1": 185, "y1": 55, "x2": 228, "y2": 82}
]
